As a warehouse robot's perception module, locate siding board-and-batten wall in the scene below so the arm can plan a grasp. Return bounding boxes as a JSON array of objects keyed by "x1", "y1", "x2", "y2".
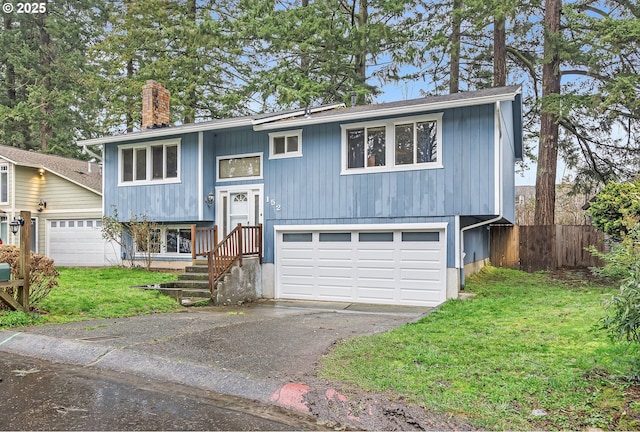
[
  {"x1": 211, "y1": 105, "x2": 497, "y2": 267},
  {"x1": 104, "y1": 132, "x2": 202, "y2": 222},
  {"x1": 103, "y1": 103, "x2": 501, "y2": 268}
]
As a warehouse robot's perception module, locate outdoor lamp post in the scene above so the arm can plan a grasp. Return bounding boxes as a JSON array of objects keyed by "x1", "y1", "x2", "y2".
[{"x1": 10, "y1": 217, "x2": 24, "y2": 235}]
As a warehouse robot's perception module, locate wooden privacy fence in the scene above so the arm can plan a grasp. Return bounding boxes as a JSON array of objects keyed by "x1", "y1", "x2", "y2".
[{"x1": 490, "y1": 225, "x2": 605, "y2": 272}]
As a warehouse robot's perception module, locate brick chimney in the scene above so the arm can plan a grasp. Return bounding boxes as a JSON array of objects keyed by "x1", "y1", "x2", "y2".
[{"x1": 141, "y1": 80, "x2": 170, "y2": 129}]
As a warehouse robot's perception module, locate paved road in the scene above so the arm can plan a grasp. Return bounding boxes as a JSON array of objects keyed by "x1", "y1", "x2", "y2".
[
  {"x1": 0, "y1": 352, "x2": 325, "y2": 431},
  {"x1": 0, "y1": 300, "x2": 431, "y2": 429}
]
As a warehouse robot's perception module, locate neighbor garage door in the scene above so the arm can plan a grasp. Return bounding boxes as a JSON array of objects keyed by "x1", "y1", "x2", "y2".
[
  {"x1": 47, "y1": 219, "x2": 120, "y2": 266},
  {"x1": 276, "y1": 226, "x2": 447, "y2": 307}
]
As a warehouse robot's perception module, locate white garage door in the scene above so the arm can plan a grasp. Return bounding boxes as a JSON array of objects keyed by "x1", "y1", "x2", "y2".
[
  {"x1": 276, "y1": 226, "x2": 447, "y2": 307},
  {"x1": 47, "y1": 219, "x2": 121, "y2": 266}
]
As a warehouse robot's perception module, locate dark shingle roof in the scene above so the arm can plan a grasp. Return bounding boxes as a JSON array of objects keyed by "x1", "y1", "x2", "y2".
[{"x1": 0, "y1": 145, "x2": 101, "y2": 194}]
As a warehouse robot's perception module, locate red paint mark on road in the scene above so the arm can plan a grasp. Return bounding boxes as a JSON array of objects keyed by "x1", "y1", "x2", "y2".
[
  {"x1": 326, "y1": 388, "x2": 348, "y2": 402},
  {"x1": 270, "y1": 383, "x2": 310, "y2": 412}
]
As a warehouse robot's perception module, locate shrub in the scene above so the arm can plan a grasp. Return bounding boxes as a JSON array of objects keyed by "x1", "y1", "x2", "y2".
[
  {"x1": 589, "y1": 180, "x2": 640, "y2": 240},
  {"x1": 102, "y1": 208, "x2": 160, "y2": 271},
  {"x1": 595, "y1": 222, "x2": 640, "y2": 380},
  {"x1": 590, "y1": 221, "x2": 640, "y2": 280},
  {"x1": 0, "y1": 246, "x2": 59, "y2": 309}
]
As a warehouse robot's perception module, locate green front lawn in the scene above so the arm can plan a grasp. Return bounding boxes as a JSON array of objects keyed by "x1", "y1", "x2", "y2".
[
  {"x1": 320, "y1": 267, "x2": 640, "y2": 430},
  {"x1": 0, "y1": 267, "x2": 180, "y2": 327}
]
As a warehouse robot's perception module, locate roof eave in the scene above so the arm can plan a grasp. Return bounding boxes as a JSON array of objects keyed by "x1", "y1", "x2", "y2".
[
  {"x1": 252, "y1": 89, "x2": 522, "y2": 131},
  {"x1": 76, "y1": 117, "x2": 254, "y2": 146}
]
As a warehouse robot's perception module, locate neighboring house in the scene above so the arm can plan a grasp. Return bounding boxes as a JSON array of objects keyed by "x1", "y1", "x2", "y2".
[
  {"x1": 0, "y1": 145, "x2": 120, "y2": 266},
  {"x1": 515, "y1": 184, "x2": 592, "y2": 226},
  {"x1": 78, "y1": 81, "x2": 523, "y2": 307}
]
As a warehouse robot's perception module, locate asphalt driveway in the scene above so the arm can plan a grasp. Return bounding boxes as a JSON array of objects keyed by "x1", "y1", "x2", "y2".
[{"x1": 0, "y1": 300, "x2": 430, "y2": 422}]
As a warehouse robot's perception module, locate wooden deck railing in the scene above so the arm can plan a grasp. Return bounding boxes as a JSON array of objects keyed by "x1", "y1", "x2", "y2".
[
  {"x1": 207, "y1": 223, "x2": 262, "y2": 294},
  {"x1": 190, "y1": 225, "x2": 218, "y2": 260}
]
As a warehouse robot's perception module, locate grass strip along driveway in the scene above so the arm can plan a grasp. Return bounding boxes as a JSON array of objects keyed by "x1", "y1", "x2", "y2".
[
  {"x1": 0, "y1": 267, "x2": 180, "y2": 327},
  {"x1": 319, "y1": 267, "x2": 640, "y2": 430}
]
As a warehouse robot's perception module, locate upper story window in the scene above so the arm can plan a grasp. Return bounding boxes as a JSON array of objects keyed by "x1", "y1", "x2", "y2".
[
  {"x1": 269, "y1": 129, "x2": 302, "y2": 159},
  {"x1": 0, "y1": 165, "x2": 7, "y2": 204},
  {"x1": 217, "y1": 152, "x2": 263, "y2": 182},
  {"x1": 119, "y1": 139, "x2": 180, "y2": 185},
  {"x1": 341, "y1": 113, "x2": 443, "y2": 175}
]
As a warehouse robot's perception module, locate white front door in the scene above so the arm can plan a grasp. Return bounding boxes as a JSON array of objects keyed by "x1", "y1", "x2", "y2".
[{"x1": 216, "y1": 185, "x2": 263, "y2": 236}]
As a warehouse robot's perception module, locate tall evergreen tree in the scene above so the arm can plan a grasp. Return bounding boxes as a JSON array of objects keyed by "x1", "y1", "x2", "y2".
[
  {"x1": 534, "y1": 0, "x2": 562, "y2": 226},
  {"x1": 90, "y1": 0, "x2": 251, "y2": 133},
  {"x1": 0, "y1": 0, "x2": 107, "y2": 155},
  {"x1": 233, "y1": 0, "x2": 422, "y2": 110}
]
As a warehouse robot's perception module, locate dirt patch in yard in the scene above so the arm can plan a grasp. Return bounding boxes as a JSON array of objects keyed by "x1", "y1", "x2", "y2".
[
  {"x1": 304, "y1": 383, "x2": 475, "y2": 431},
  {"x1": 549, "y1": 268, "x2": 614, "y2": 287}
]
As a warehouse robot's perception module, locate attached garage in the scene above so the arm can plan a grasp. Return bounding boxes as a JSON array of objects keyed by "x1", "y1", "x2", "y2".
[
  {"x1": 47, "y1": 219, "x2": 121, "y2": 266},
  {"x1": 275, "y1": 224, "x2": 447, "y2": 307}
]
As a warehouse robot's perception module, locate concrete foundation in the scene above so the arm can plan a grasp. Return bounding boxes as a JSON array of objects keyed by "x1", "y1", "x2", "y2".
[
  {"x1": 464, "y1": 258, "x2": 489, "y2": 277},
  {"x1": 261, "y1": 263, "x2": 275, "y2": 299},
  {"x1": 446, "y1": 268, "x2": 460, "y2": 300},
  {"x1": 215, "y1": 257, "x2": 262, "y2": 306}
]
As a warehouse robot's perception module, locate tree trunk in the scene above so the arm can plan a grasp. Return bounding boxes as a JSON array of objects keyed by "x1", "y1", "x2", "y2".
[
  {"x1": 38, "y1": 11, "x2": 52, "y2": 151},
  {"x1": 4, "y1": 15, "x2": 16, "y2": 105},
  {"x1": 354, "y1": 0, "x2": 368, "y2": 105},
  {"x1": 493, "y1": 15, "x2": 506, "y2": 87},
  {"x1": 534, "y1": 0, "x2": 562, "y2": 226},
  {"x1": 449, "y1": 0, "x2": 462, "y2": 93},
  {"x1": 126, "y1": 58, "x2": 135, "y2": 132},
  {"x1": 182, "y1": 0, "x2": 197, "y2": 124}
]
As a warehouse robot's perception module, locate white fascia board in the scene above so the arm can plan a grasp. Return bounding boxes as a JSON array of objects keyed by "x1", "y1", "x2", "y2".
[
  {"x1": 198, "y1": 131, "x2": 204, "y2": 220},
  {"x1": 494, "y1": 101, "x2": 501, "y2": 215},
  {"x1": 0, "y1": 156, "x2": 17, "y2": 165},
  {"x1": 76, "y1": 117, "x2": 253, "y2": 146},
  {"x1": 254, "y1": 92, "x2": 520, "y2": 132}
]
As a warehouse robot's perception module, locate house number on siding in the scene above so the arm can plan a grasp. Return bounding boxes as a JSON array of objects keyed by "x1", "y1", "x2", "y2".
[{"x1": 266, "y1": 196, "x2": 282, "y2": 211}]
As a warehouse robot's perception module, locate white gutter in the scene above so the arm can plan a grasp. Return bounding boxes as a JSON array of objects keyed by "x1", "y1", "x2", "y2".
[
  {"x1": 76, "y1": 117, "x2": 254, "y2": 146},
  {"x1": 459, "y1": 101, "x2": 504, "y2": 288},
  {"x1": 82, "y1": 145, "x2": 103, "y2": 162},
  {"x1": 252, "y1": 103, "x2": 345, "y2": 126}
]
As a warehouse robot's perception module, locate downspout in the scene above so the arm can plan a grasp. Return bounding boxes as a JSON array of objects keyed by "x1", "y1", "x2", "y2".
[
  {"x1": 459, "y1": 215, "x2": 502, "y2": 289},
  {"x1": 459, "y1": 101, "x2": 503, "y2": 289}
]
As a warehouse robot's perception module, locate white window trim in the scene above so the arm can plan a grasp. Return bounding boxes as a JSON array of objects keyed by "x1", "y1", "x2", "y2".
[
  {"x1": 118, "y1": 138, "x2": 182, "y2": 186},
  {"x1": 0, "y1": 164, "x2": 8, "y2": 205},
  {"x1": 131, "y1": 225, "x2": 194, "y2": 257},
  {"x1": 268, "y1": 129, "x2": 303, "y2": 159},
  {"x1": 162, "y1": 226, "x2": 193, "y2": 256},
  {"x1": 340, "y1": 113, "x2": 444, "y2": 175},
  {"x1": 216, "y1": 152, "x2": 264, "y2": 182}
]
